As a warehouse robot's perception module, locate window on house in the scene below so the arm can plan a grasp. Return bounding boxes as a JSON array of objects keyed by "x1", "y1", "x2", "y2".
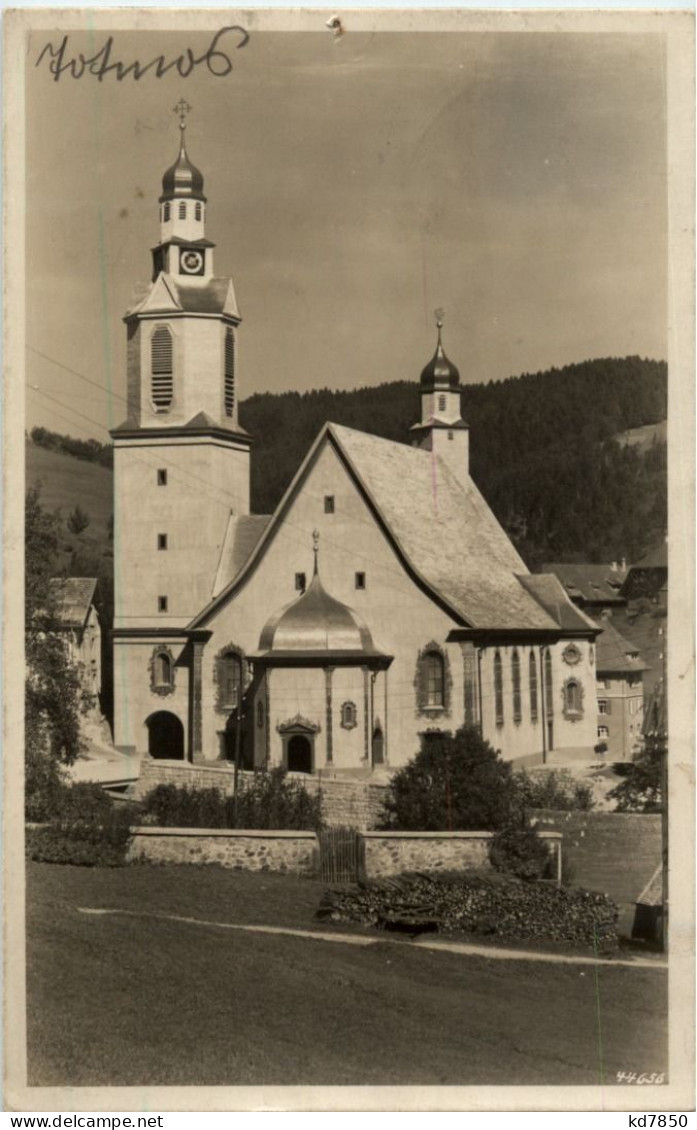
[
  {"x1": 544, "y1": 649, "x2": 553, "y2": 717},
  {"x1": 151, "y1": 326, "x2": 174, "y2": 411},
  {"x1": 178, "y1": 202, "x2": 186, "y2": 220},
  {"x1": 425, "y1": 651, "x2": 445, "y2": 707},
  {"x1": 295, "y1": 572, "x2": 306, "y2": 593},
  {"x1": 529, "y1": 651, "x2": 538, "y2": 723},
  {"x1": 494, "y1": 651, "x2": 504, "y2": 726},
  {"x1": 324, "y1": 495, "x2": 335, "y2": 514},
  {"x1": 224, "y1": 328, "x2": 235, "y2": 417},
  {"x1": 220, "y1": 652, "x2": 243, "y2": 710},
  {"x1": 355, "y1": 572, "x2": 366, "y2": 590},
  {"x1": 158, "y1": 596, "x2": 168, "y2": 613},
  {"x1": 598, "y1": 725, "x2": 609, "y2": 739},
  {"x1": 195, "y1": 202, "x2": 202, "y2": 222},
  {"x1": 153, "y1": 650, "x2": 173, "y2": 689},
  {"x1": 157, "y1": 469, "x2": 167, "y2": 486},
  {"x1": 163, "y1": 202, "x2": 170, "y2": 222},
  {"x1": 438, "y1": 394, "x2": 446, "y2": 411},
  {"x1": 598, "y1": 699, "x2": 609, "y2": 715},
  {"x1": 157, "y1": 533, "x2": 168, "y2": 551},
  {"x1": 340, "y1": 701, "x2": 357, "y2": 729}
]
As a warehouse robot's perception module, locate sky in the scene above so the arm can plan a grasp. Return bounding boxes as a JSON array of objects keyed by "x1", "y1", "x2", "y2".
[{"x1": 25, "y1": 26, "x2": 667, "y2": 442}]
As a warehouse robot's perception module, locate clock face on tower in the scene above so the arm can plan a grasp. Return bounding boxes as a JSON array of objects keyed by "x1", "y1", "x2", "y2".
[{"x1": 179, "y1": 248, "x2": 205, "y2": 276}]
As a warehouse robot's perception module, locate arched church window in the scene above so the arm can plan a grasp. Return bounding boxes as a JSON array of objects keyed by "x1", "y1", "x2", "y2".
[
  {"x1": 163, "y1": 202, "x2": 170, "y2": 223},
  {"x1": 195, "y1": 202, "x2": 202, "y2": 222},
  {"x1": 425, "y1": 651, "x2": 445, "y2": 708},
  {"x1": 178, "y1": 202, "x2": 186, "y2": 220},
  {"x1": 340, "y1": 701, "x2": 357, "y2": 730},
  {"x1": 512, "y1": 649, "x2": 522, "y2": 723},
  {"x1": 224, "y1": 329, "x2": 235, "y2": 417},
  {"x1": 544, "y1": 650, "x2": 553, "y2": 718},
  {"x1": 529, "y1": 651, "x2": 538, "y2": 723},
  {"x1": 562, "y1": 678, "x2": 584, "y2": 719},
  {"x1": 220, "y1": 652, "x2": 243, "y2": 710},
  {"x1": 150, "y1": 646, "x2": 175, "y2": 696},
  {"x1": 494, "y1": 651, "x2": 504, "y2": 726},
  {"x1": 151, "y1": 326, "x2": 174, "y2": 411}
]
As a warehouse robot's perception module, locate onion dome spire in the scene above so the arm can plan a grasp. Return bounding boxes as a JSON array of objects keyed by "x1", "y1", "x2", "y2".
[
  {"x1": 159, "y1": 99, "x2": 206, "y2": 203},
  {"x1": 420, "y1": 309, "x2": 460, "y2": 389}
]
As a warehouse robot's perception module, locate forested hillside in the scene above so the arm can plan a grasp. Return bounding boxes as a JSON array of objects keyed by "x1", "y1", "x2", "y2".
[{"x1": 240, "y1": 355, "x2": 666, "y2": 567}]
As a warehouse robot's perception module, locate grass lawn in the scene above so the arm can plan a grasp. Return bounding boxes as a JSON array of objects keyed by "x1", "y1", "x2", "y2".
[{"x1": 27, "y1": 862, "x2": 668, "y2": 1088}]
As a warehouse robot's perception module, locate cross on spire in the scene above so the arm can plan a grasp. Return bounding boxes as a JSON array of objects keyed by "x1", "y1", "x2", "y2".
[
  {"x1": 434, "y1": 307, "x2": 445, "y2": 330},
  {"x1": 173, "y1": 98, "x2": 193, "y2": 130}
]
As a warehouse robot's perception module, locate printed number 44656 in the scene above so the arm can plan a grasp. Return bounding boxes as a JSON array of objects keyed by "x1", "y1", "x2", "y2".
[{"x1": 616, "y1": 1071, "x2": 665, "y2": 1084}]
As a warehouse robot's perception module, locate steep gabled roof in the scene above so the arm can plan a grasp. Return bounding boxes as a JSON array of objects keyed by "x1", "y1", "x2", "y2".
[
  {"x1": 191, "y1": 423, "x2": 566, "y2": 633},
  {"x1": 212, "y1": 515, "x2": 273, "y2": 597},
  {"x1": 48, "y1": 578, "x2": 98, "y2": 630}
]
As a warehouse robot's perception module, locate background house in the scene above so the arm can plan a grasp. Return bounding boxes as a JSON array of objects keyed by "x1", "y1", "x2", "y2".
[
  {"x1": 594, "y1": 616, "x2": 648, "y2": 760},
  {"x1": 48, "y1": 577, "x2": 102, "y2": 704}
]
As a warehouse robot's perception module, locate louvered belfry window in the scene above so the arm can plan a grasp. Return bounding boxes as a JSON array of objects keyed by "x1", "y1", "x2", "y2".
[
  {"x1": 224, "y1": 329, "x2": 235, "y2": 417},
  {"x1": 151, "y1": 326, "x2": 174, "y2": 411}
]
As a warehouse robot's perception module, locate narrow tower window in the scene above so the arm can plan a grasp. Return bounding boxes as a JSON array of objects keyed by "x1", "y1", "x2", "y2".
[
  {"x1": 494, "y1": 650, "x2": 504, "y2": 726},
  {"x1": 195, "y1": 202, "x2": 202, "y2": 221},
  {"x1": 158, "y1": 596, "x2": 168, "y2": 613},
  {"x1": 355, "y1": 572, "x2": 366, "y2": 590},
  {"x1": 163, "y1": 202, "x2": 170, "y2": 223},
  {"x1": 151, "y1": 326, "x2": 174, "y2": 411},
  {"x1": 438, "y1": 394, "x2": 447, "y2": 412},
  {"x1": 324, "y1": 496, "x2": 335, "y2": 514},
  {"x1": 178, "y1": 202, "x2": 186, "y2": 220},
  {"x1": 157, "y1": 534, "x2": 168, "y2": 551},
  {"x1": 157, "y1": 469, "x2": 168, "y2": 486},
  {"x1": 512, "y1": 648, "x2": 522, "y2": 723},
  {"x1": 224, "y1": 328, "x2": 235, "y2": 418}
]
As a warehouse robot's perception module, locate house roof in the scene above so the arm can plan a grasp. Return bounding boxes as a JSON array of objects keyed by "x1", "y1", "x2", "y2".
[
  {"x1": 595, "y1": 618, "x2": 649, "y2": 674},
  {"x1": 541, "y1": 563, "x2": 628, "y2": 605},
  {"x1": 192, "y1": 423, "x2": 591, "y2": 635},
  {"x1": 48, "y1": 578, "x2": 98, "y2": 629},
  {"x1": 212, "y1": 515, "x2": 272, "y2": 597},
  {"x1": 516, "y1": 574, "x2": 600, "y2": 633}
]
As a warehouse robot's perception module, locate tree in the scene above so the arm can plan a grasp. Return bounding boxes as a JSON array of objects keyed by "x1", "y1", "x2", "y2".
[
  {"x1": 67, "y1": 505, "x2": 91, "y2": 535},
  {"x1": 25, "y1": 486, "x2": 85, "y2": 818},
  {"x1": 607, "y1": 734, "x2": 664, "y2": 813},
  {"x1": 380, "y1": 725, "x2": 516, "y2": 831}
]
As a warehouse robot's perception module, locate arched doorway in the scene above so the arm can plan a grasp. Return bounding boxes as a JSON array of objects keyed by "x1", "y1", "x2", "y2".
[
  {"x1": 372, "y1": 724, "x2": 384, "y2": 765},
  {"x1": 146, "y1": 711, "x2": 185, "y2": 760},
  {"x1": 287, "y1": 734, "x2": 313, "y2": 774}
]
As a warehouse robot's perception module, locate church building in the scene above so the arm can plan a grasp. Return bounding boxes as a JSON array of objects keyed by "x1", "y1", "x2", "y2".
[{"x1": 111, "y1": 115, "x2": 600, "y2": 775}]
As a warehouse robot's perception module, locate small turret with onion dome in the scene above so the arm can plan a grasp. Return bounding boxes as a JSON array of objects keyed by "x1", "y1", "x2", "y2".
[
  {"x1": 410, "y1": 309, "x2": 470, "y2": 485},
  {"x1": 155, "y1": 99, "x2": 214, "y2": 273}
]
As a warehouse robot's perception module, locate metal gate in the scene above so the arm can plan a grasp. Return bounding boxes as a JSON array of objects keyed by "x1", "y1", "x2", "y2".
[{"x1": 319, "y1": 826, "x2": 363, "y2": 883}]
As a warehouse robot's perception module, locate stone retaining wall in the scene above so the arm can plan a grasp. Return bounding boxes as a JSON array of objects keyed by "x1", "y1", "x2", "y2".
[
  {"x1": 128, "y1": 827, "x2": 318, "y2": 874},
  {"x1": 135, "y1": 759, "x2": 390, "y2": 830},
  {"x1": 362, "y1": 830, "x2": 562, "y2": 879}
]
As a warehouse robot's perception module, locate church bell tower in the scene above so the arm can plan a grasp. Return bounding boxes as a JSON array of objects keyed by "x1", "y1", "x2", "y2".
[{"x1": 111, "y1": 102, "x2": 252, "y2": 631}]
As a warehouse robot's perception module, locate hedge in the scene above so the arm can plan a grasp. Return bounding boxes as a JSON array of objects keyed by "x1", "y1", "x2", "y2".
[
  {"x1": 141, "y1": 768, "x2": 323, "y2": 831},
  {"x1": 319, "y1": 871, "x2": 619, "y2": 950}
]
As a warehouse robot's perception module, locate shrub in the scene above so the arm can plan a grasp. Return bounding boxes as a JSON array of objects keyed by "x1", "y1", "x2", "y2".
[
  {"x1": 67, "y1": 505, "x2": 91, "y2": 535},
  {"x1": 381, "y1": 726, "x2": 515, "y2": 831},
  {"x1": 319, "y1": 871, "x2": 619, "y2": 951},
  {"x1": 140, "y1": 768, "x2": 323, "y2": 831},
  {"x1": 512, "y1": 769, "x2": 595, "y2": 813},
  {"x1": 26, "y1": 784, "x2": 137, "y2": 866},
  {"x1": 489, "y1": 823, "x2": 552, "y2": 881},
  {"x1": 608, "y1": 735, "x2": 664, "y2": 812}
]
